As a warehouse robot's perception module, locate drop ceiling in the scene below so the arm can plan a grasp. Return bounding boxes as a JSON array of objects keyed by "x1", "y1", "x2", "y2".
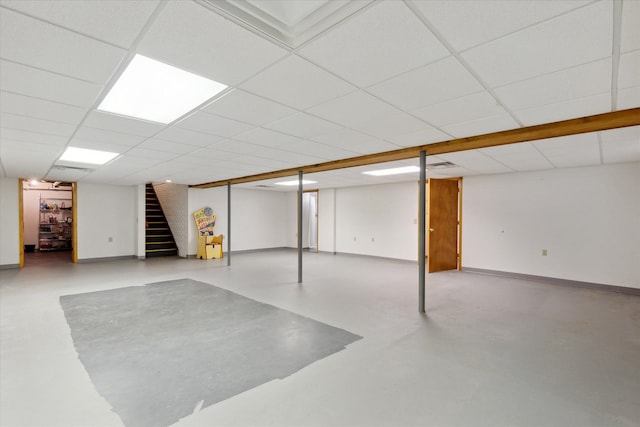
[{"x1": 0, "y1": 0, "x2": 638, "y2": 189}]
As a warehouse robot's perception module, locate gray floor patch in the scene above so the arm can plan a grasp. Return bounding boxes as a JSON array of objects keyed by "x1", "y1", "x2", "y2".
[{"x1": 60, "y1": 279, "x2": 362, "y2": 427}]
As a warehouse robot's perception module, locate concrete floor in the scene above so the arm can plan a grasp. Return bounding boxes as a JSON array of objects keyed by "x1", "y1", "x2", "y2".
[{"x1": 1, "y1": 249, "x2": 639, "y2": 427}]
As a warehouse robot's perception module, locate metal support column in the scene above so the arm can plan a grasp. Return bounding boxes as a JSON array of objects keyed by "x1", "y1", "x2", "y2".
[
  {"x1": 419, "y1": 150, "x2": 426, "y2": 312},
  {"x1": 227, "y1": 182, "x2": 231, "y2": 267},
  {"x1": 297, "y1": 171, "x2": 303, "y2": 283}
]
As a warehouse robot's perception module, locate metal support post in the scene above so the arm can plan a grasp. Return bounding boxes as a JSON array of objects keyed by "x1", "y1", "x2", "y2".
[
  {"x1": 297, "y1": 171, "x2": 303, "y2": 283},
  {"x1": 227, "y1": 182, "x2": 231, "y2": 267},
  {"x1": 419, "y1": 150, "x2": 426, "y2": 312}
]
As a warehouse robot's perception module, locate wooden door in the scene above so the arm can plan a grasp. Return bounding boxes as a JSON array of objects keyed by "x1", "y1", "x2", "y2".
[{"x1": 427, "y1": 178, "x2": 460, "y2": 273}]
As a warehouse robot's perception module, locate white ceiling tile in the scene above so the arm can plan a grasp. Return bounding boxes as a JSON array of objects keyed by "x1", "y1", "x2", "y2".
[
  {"x1": 201, "y1": 90, "x2": 296, "y2": 126},
  {"x1": 621, "y1": 0, "x2": 640, "y2": 53},
  {"x1": 240, "y1": 55, "x2": 355, "y2": 110},
  {"x1": 176, "y1": 112, "x2": 254, "y2": 138},
  {"x1": 0, "y1": 8, "x2": 126, "y2": 84},
  {"x1": 436, "y1": 150, "x2": 514, "y2": 174},
  {"x1": 180, "y1": 149, "x2": 240, "y2": 165},
  {"x1": 312, "y1": 129, "x2": 399, "y2": 154},
  {"x1": 73, "y1": 126, "x2": 145, "y2": 147},
  {"x1": 495, "y1": 58, "x2": 611, "y2": 111},
  {"x1": 413, "y1": 0, "x2": 591, "y2": 52},
  {"x1": 514, "y1": 92, "x2": 611, "y2": 127},
  {"x1": 154, "y1": 127, "x2": 221, "y2": 147},
  {"x1": 250, "y1": 147, "x2": 325, "y2": 165},
  {"x1": 533, "y1": 133, "x2": 601, "y2": 168},
  {"x1": 0, "y1": 60, "x2": 103, "y2": 107},
  {"x1": 138, "y1": 0, "x2": 288, "y2": 86},
  {"x1": 277, "y1": 140, "x2": 359, "y2": 161},
  {"x1": 386, "y1": 127, "x2": 450, "y2": 147},
  {"x1": 299, "y1": 1, "x2": 449, "y2": 87},
  {"x1": 413, "y1": 91, "x2": 507, "y2": 128},
  {"x1": 229, "y1": 154, "x2": 295, "y2": 170},
  {"x1": 441, "y1": 114, "x2": 520, "y2": 138},
  {"x1": 265, "y1": 112, "x2": 343, "y2": 138},
  {"x1": 367, "y1": 56, "x2": 483, "y2": 111},
  {"x1": 352, "y1": 111, "x2": 432, "y2": 140},
  {"x1": 0, "y1": 91, "x2": 87, "y2": 124},
  {"x1": 0, "y1": 112, "x2": 76, "y2": 137},
  {"x1": 124, "y1": 148, "x2": 180, "y2": 162},
  {"x1": 207, "y1": 139, "x2": 262, "y2": 155},
  {"x1": 461, "y1": 1, "x2": 612, "y2": 87},
  {"x1": 618, "y1": 50, "x2": 640, "y2": 89},
  {"x1": 83, "y1": 111, "x2": 166, "y2": 137},
  {"x1": 234, "y1": 128, "x2": 301, "y2": 148},
  {"x1": 0, "y1": 127, "x2": 68, "y2": 146},
  {"x1": 1, "y1": 0, "x2": 160, "y2": 48},
  {"x1": 599, "y1": 126, "x2": 640, "y2": 164},
  {"x1": 45, "y1": 167, "x2": 91, "y2": 182},
  {"x1": 307, "y1": 91, "x2": 398, "y2": 128},
  {"x1": 137, "y1": 139, "x2": 202, "y2": 155},
  {"x1": 0, "y1": 150, "x2": 54, "y2": 178},
  {"x1": 480, "y1": 142, "x2": 554, "y2": 171},
  {"x1": 0, "y1": 138, "x2": 64, "y2": 155},
  {"x1": 617, "y1": 86, "x2": 640, "y2": 110}
]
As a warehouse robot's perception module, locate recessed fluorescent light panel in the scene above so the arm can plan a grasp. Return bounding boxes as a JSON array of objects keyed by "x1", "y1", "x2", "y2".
[
  {"x1": 362, "y1": 166, "x2": 420, "y2": 176},
  {"x1": 59, "y1": 147, "x2": 119, "y2": 165},
  {"x1": 98, "y1": 54, "x2": 227, "y2": 124},
  {"x1": 274, "y1": 179, "x2": 317, "y2": 186}
]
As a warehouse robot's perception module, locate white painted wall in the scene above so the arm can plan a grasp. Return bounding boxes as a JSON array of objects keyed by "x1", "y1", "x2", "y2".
[
  {"x1": 335, "y1": 182, "x2": 419, "y2": 261},
  {"x1": 0, "y1": 177, "x2": 19, "y2": 267},
  {"x1": 188, "y1": 187, "x2": 287, "y2": 255},
  {"x1": 76, "y1": 183, "x2": 136, "y2": 260},
  {"x1": 463, "y1": 162, "x2": 640, "y2": 288}
]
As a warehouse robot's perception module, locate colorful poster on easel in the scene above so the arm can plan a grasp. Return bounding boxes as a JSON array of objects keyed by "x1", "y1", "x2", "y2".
[{"x1": 193, "y1": 207, "x2": 216, "y2": 236}]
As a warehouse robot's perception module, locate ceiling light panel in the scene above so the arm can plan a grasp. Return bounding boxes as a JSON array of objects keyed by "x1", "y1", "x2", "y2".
[
  {"x1": 0, "y1": 60, "x2": 102, "y2": 107},
  {"x1": 137, "y1": 0, "x2": 288, "y2": 86},
  {"x1": 0, "y1": 8, "x2": 126, "y2": 84},
  {"x1": 59, "y1": 147, "x2": 119, "y2": 165},
  {"x1": 363, "y1": 166, "x2": 420, "y2": 176},
  {"x1": 275, "y1": 179, "x2": 317, "y2": 186},
  {"x1": 299, "y1": 1, "x2": 449, "y2": 87},
  {"x1": 461, "y1": 1, "x2": 613, "y2": 88},
  {"x1": 98, "y1": 55, "x2": 228, "y2": 124}
]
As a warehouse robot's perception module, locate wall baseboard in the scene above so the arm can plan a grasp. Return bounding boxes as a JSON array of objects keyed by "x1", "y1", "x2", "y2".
[
  {"x1": 77, "y1": 255, "x2": 137, "y2": 264},
  {"x1": 462, "y1": 267, "x2": 640, "y2": 296},
  {"x1": 0, "y1": 263, "x2": 19, "y2": 270}
]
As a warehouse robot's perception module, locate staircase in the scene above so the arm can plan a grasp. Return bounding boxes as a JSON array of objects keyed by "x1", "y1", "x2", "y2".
[{"x1": 145, "y1": 184, "x2": 178, "y2": 258}]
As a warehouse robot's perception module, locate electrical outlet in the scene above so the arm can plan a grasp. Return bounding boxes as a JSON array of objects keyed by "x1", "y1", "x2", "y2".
[
  {"x1": 371, "y1": 237, "x2": 375, "y2": 242},
  {"x1": 542, "y1": 249, "x2": 547, "y2": 256},
  {"x1": 413, "y1": 218, "x2": 417, "y2": 224},
  {"x1": 108, "y1": 237, "x2": 113, "y2": 243},
  {"x1": 353, "y1": 236, "x2": 356, "y2": 242}
]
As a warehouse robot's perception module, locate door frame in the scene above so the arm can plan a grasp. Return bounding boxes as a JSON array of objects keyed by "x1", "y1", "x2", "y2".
[{"x1": 18, "y1": 179, "x2": 78, "y2": 267}]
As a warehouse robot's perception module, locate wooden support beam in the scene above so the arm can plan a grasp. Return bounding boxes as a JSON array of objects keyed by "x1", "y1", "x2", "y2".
[{"x1": 190, "y1": 108, "x2": 640, "y2": 189}]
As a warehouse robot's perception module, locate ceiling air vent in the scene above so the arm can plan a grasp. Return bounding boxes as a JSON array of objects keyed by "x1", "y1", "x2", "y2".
[
  {"x1": 426, "y1": 161, "x2": 457, "y2": 169},
  {"x1": 254, "y1": 184, "x2": 272, "y2": 188},
  {"x1": 52, "y1": 165, "x2": 94, "y2": 172}
]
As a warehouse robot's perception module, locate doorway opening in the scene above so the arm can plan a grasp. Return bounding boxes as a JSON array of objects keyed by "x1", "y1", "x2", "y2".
[
  {"x1": 302, "y1": 190, "x2": 318, "y2": 253},
  {"x1": 20, "y1": 179, "x2": 77, "y2": 267}
]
